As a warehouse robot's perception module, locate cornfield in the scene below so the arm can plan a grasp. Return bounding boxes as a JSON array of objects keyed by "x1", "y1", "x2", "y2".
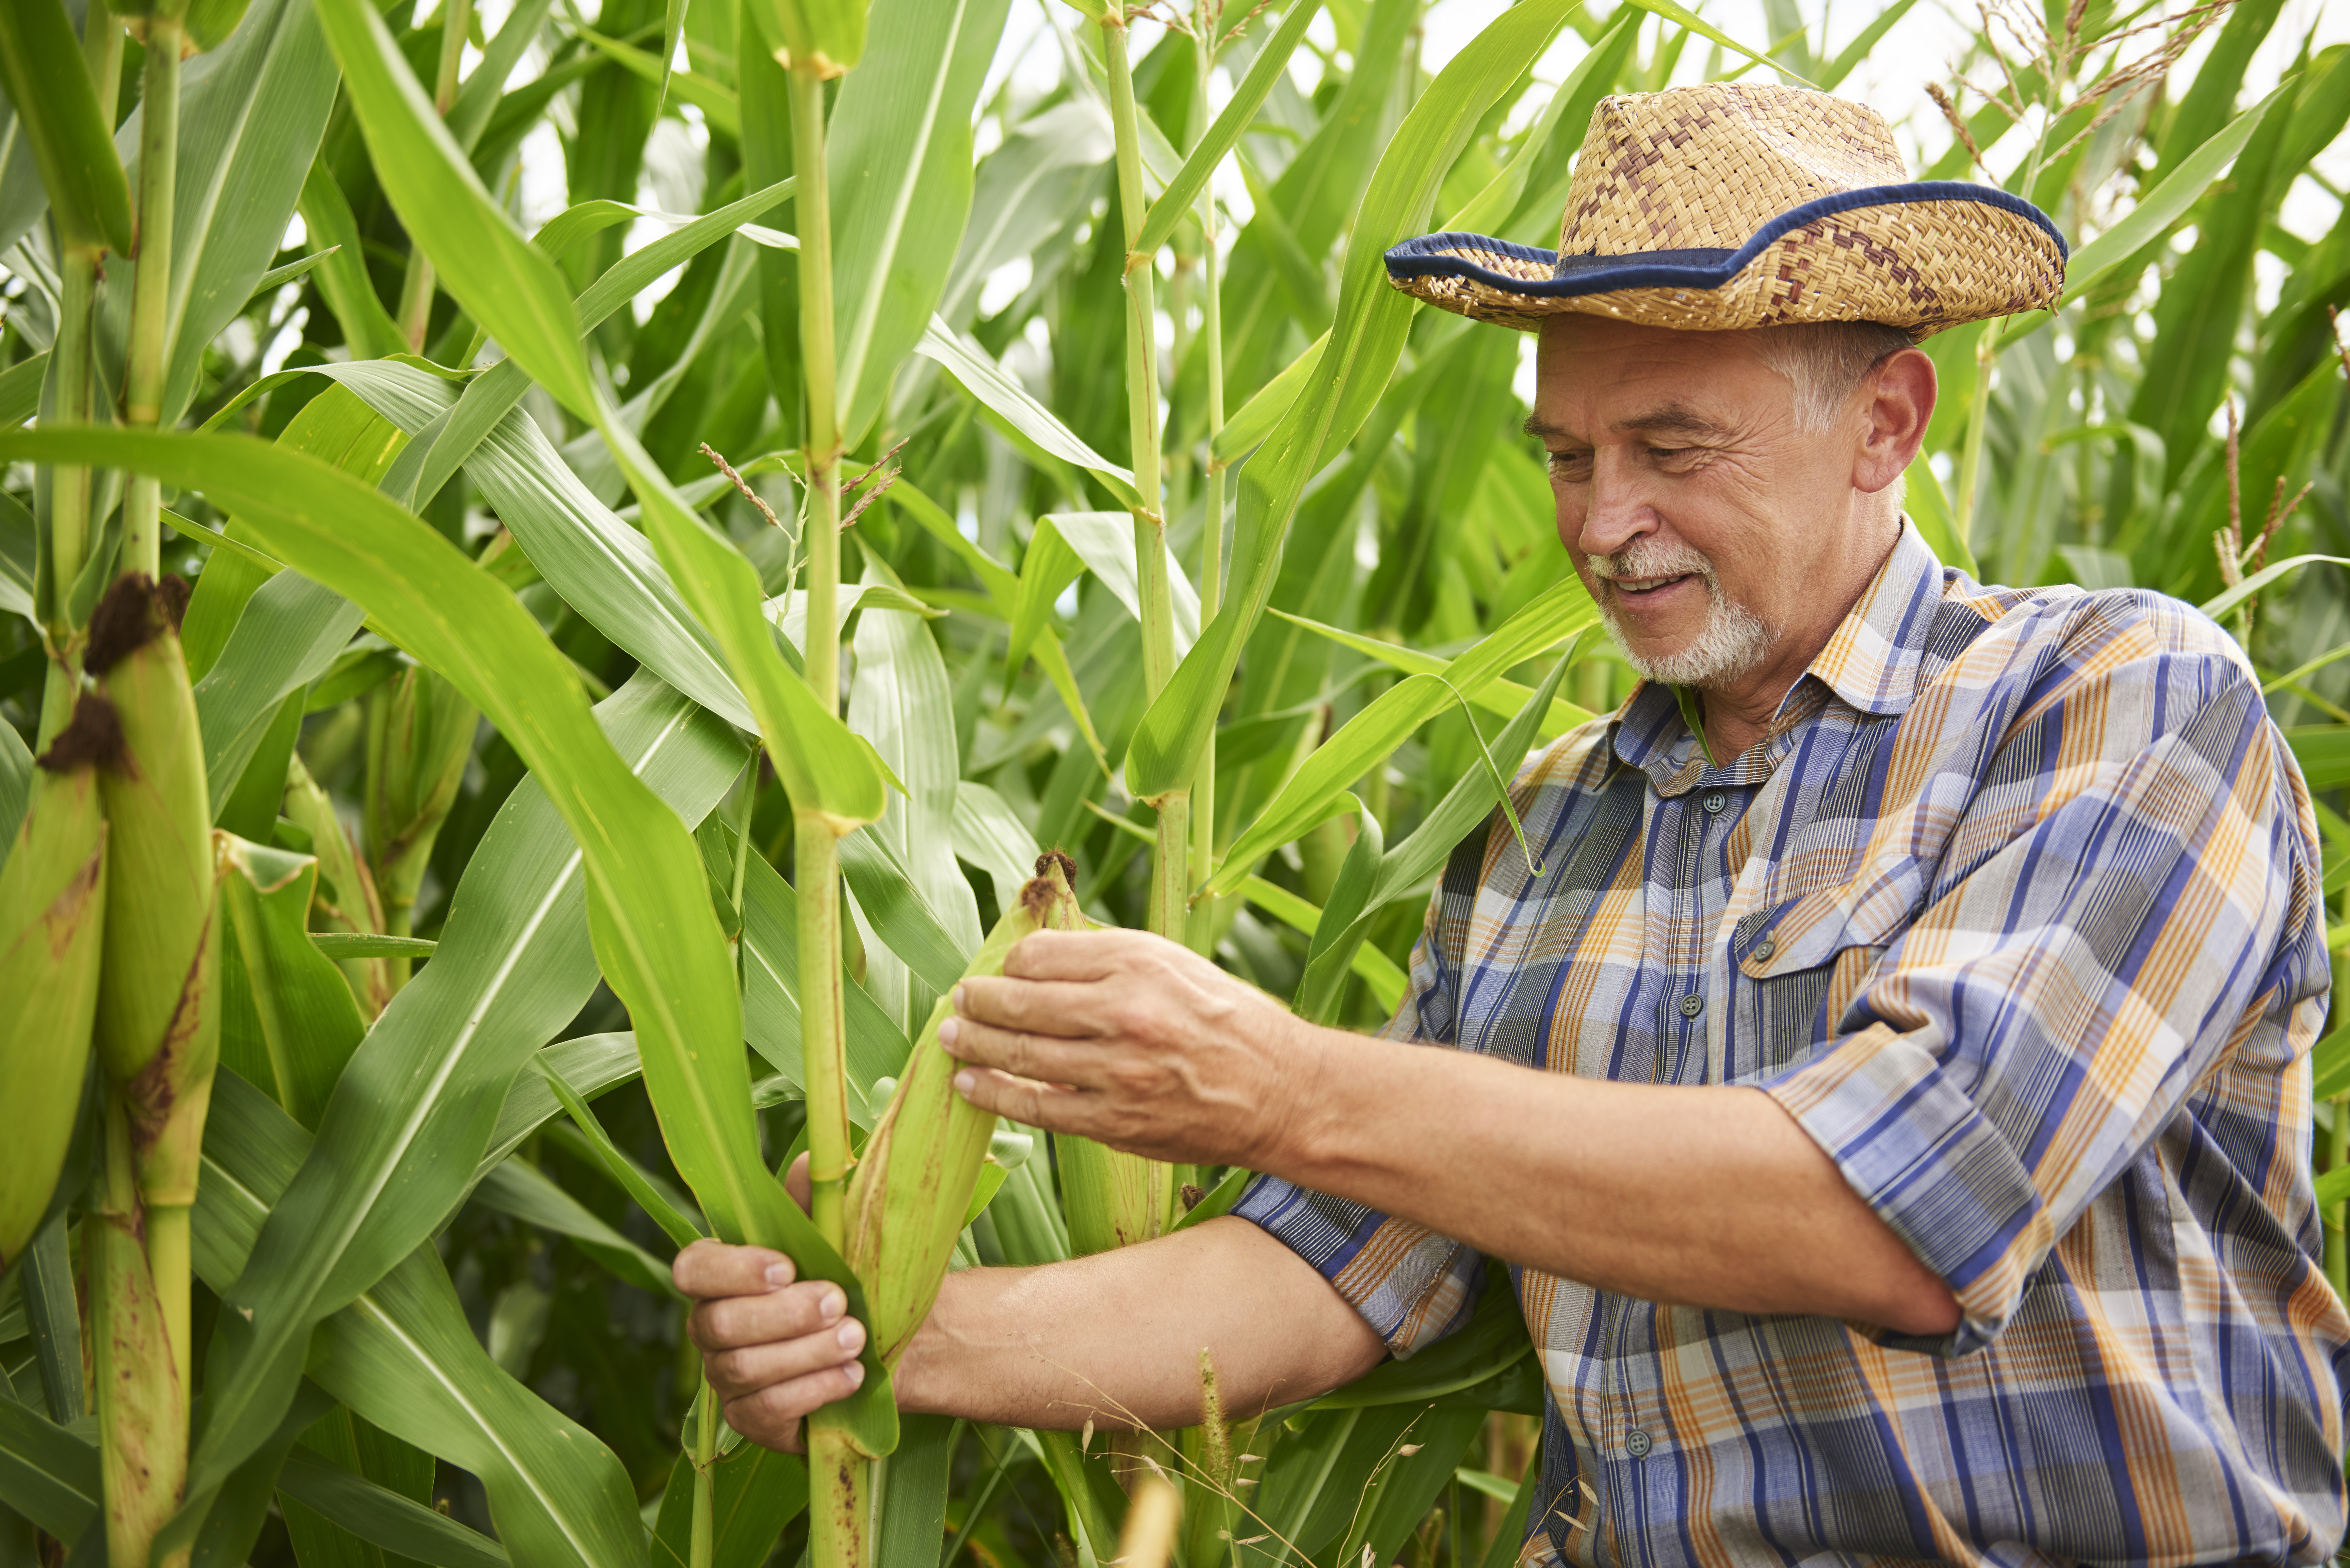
[{"x1": 0, "y1": 0, "x2": 2344, "y2": 1555}]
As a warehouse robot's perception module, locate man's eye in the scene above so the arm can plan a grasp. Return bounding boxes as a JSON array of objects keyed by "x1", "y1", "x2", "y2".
[{"x1": 1547, "y1": 451, "x2": 1592, "y2": 478}]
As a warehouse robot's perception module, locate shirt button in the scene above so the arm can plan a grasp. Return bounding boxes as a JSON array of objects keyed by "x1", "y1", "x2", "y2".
[
  {"x1": 1625, "y1": 1428, "x2": 1653, "y2": 1459},
  {"x1": 1702, "y1": 790, "x2": 1726, "y2": 814},
  {"x1": 1754, "y1": 935, "x2": 1776, "y2": 961},
  {"x1": 1677, "y1": 993, "x2": 1703, "y2": 1018}
]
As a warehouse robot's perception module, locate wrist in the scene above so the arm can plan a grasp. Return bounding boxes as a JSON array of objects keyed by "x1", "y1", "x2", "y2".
[{"x1": 1250, "y1": 1013, "x2": 1346, "y2": 1177}]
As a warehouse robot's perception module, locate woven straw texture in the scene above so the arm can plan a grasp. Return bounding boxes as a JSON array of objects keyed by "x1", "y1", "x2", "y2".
[{"x1": 1390, "y1": 83, "x2": 2066, "y2": 338}]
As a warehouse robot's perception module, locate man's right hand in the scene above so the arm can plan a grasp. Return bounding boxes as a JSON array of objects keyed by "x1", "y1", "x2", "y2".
[{"x1": 673, "y1": 1159, "x2": 869, "y2": 1452}]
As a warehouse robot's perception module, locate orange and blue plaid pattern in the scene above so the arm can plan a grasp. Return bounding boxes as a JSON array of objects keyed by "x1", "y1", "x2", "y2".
[{"x1": 1236, "y1": 524, "x2": 2348, "y2": 1566}]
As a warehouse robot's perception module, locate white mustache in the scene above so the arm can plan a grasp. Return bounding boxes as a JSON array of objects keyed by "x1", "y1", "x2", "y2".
[{"x1": 1587, "y1": 540, "x2": 1717, "y2": 586}]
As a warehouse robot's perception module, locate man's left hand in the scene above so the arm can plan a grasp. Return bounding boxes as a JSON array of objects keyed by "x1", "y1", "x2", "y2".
[{"x1": 939, "y1": 928, "x2": 1315, "y2": 1168}]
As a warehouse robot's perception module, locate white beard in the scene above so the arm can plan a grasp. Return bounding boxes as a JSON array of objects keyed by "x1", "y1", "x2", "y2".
[{"x1": 1589, "y1": 540, "x2": 1779, "y2": 689}]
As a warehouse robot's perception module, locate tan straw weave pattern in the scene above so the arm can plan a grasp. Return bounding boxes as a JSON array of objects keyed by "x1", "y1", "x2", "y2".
[{"x1": 1388, "y1": 82, "x2": 2066, "y2": 339}]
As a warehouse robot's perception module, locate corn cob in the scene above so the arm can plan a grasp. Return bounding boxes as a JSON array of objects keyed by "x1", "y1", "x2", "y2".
[
  {"x1": 86, "y1": 571, "x2": 219, "y2": 1394},
  {"x1": 0, "y1": 697, "x2": 112, "y2": 1270},
  {"x1": 283, "y1": 752, "x2": 393, "y2": 1017},
  {"x1": 90, "y1": 1100, "x2": 183, "y2": 1568},
  {"x1": 843, "y1": 852, "x2": 1083, "y2": 1367},
  {"x1": 364, "y1": 664, "x2": 475, "y2": 988},
  {"x1": 87, "y1": 575, "x2": 218, "y2": 1207}
]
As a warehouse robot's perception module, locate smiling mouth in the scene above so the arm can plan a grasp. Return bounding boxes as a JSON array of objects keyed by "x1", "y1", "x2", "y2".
[{"x1": 1612, "y1": 573, "x2": 1697, "y2": 597}]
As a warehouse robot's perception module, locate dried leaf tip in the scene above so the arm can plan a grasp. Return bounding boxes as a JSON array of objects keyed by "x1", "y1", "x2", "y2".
[{"x1": 36, "y1": 694, "x2": 128, "y2": 774}]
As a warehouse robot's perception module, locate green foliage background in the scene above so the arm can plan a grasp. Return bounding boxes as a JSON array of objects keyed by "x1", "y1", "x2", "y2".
[{"x1": 2, "y1": 0, "x2": 2349, "y2": 1559}]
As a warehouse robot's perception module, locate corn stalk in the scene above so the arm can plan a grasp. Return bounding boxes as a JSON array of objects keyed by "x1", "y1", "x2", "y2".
[{"x1": 782, "y1": 51, "x2": 872, "y2": 1566}]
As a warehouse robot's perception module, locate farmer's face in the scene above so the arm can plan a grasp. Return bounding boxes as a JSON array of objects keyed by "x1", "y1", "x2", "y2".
[{"x1": 1527, "y1": 317, "x2": 1871, "y2": 692}]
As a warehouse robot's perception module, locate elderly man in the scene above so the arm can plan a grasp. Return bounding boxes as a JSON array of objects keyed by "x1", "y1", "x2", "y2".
[{"x1": 677, "y1": 84, "x2": 2347, "y2": 1563}]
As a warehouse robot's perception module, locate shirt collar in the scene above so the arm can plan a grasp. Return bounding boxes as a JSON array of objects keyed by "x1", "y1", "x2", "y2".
[{"x1": 1608, "y1": 520, "x2": 1950, "y2": 787}]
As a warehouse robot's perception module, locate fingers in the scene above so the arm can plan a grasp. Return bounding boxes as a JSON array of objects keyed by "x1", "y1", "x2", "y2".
[
  {"x1": 784, "y1": 1151, "x2": 812, "y2": 1212},
  {"x1": 950, "y1": 1064, "x2": 1097, "y2": 1134},
  {"x1": 937, "y1": 1014, "x2": 1106, "y2": 1088},
  {"x1": 673, "y1": 1239, "x2": 793, "y2": 1300},
  {"x1": 721, "y1": 1359, "x2": 870, "y2": 1453},
  {"x1": 702, "y1": 1315, "x2": 867, "y2": 1402},
  {"x1": 951, "y1": 974, "x2": 1112, "y2": 1038},
  {"x1": 689, "y1": 1278, "x2": 849, "y2": 1352},
  {"x1": 1000, "y1": 926, "x2": 1166, "y2": 981}
]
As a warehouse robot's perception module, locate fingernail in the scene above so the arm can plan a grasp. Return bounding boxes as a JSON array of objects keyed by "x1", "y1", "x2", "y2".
[
  {"x1": 953, "y1": 1070, "x2": 976, "y2": 1096},
  {"x1": 938, "y1": 1016, "x2": 960, "y2": 1051},
  {"x1": 764, "y1": 1262, "x2": 791, "y2": 1288},
  {"x1": 844, "y1": 1360, "x2": 866, "y2": 1388},
  {"x1": 820, "y1": 1289, "x2": 845, "y2": 1322},
  {"x1": 952, "y1": 984, "x2": 966, "y2": 1012},
  {"x1": 836, "y1": 1320, "x2": 865, "y2": 1352}
]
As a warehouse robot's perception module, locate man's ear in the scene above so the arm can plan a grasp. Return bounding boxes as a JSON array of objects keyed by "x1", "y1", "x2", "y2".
[{"x1": 1853, "y1": 347, "x2": 1936, "y2": 496}]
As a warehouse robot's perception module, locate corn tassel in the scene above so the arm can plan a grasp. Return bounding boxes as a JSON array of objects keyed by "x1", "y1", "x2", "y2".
[
  {"x1": 0, "y1": 700, "x2": 112, "y2": 1270},
  {"x1": 844, "y1": 852, "x2": 1085, "y2": 1367},
  {"x1": 364, "y1": 664, "x2": 474, "y2": 987},
  {"x1": 87, "y1": 573, "x2": 218, "y2": 1383}
]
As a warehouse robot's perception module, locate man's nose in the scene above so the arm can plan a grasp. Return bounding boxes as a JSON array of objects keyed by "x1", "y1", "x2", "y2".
[{"x1": 1572, "y1": 449, "x2": 1657, "y2": 557}]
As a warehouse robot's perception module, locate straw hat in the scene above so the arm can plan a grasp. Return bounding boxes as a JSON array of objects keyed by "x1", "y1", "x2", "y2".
[{"x1": 1387, "y1": 83, "x2": 2066, "y2": 340}]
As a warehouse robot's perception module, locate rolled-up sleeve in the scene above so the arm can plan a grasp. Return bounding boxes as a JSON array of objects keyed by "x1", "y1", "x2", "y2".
[
  {"x1": 1234, "y1": 888, "x2": 1484, "y2": 1357},
  {"x1": 1764, "y1": 644, "x2": 2328, "y2": 1357}
]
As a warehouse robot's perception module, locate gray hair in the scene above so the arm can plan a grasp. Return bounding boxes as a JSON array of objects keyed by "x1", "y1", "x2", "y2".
[{"x1": 1749, "y1": 321, "x2": 1915, "y2": 433}]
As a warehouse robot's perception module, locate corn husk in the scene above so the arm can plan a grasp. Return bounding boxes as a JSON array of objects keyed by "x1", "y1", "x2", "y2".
[
  {"x1": 0, "y1": 706, "x2": 110, "y2": 1269},
  {"x1": 88, "y1": 573, "x2": 218, "y2": 1209},
  {"x1": 364, "y1": 664, "x2": 473, "y2": 983},
  {"x1": 90, "y1": 1105, "x2": 183, "y2": 1568},
  {"x1": 282, "y1": 752, "x2": 392, "y2": 1017},
  {"x1": 843, "y1": 853, "x2": 1083, "y2": 1366}
]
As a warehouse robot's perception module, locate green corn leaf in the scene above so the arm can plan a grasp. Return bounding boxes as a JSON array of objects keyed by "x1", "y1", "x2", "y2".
[
  {"x1": 219, "y1": 835, "x2": 369, "y2": 1130},
  {"x1": 915, "y1": 319, "x2": 1141, "y2": 507},
  {"x1": 1212, "y1": 331, "x2": 1325, "y2": 466},
  {"x1": 1902, "y1": 453, "x2": 1978, "y2": 578},
  {"x1": 2199, "y1": 553, "x2": 2350, "y2": 621},
  {"x1": 2063, "y1": 81, "x2": 2292, "y2": 303},
  {"x1": 1446, "y1": 7, "x2": 1639, "y2": 240},
  {"x1": 839, "y1": 827, "x2": 975, "y2": 998},
  {"x1": 532, "y1": 1056, "x2": 708, "y2": 1249},
  {"x1": 196, "y1": 1072, "x2": 647, "y2": 1568},
  {"x1": 1132, "y1": 0, "x2": 1321, "y2": 258},
  {"x1": 742, "y1": 0, "x2": 866, "y2": 77},
  {"x1": 313, "y1": 0, "x2": 597, "y2": 417},
  {"x1": 1616, "y1": 0, "x2": 1818, "y2": 86},
  {"x1": 471, "y1": 1156, "x2": 682, "y2": 1296},
  {"x1": 0, "y1": 0, "x2": 133, "y2": 254},
  {"x1": 600, "y1": 418, "x2": 890, "y2": 830},
  {"x1": 1125, "y1": 0, "x2": 1579, "y2": 802},
  {"x1": 308, "y1": 933, "x2": 436, "y2": 960},
  {"x1": 828, "y1": 0, "x2": 1011, "y2": 443},
  {"x1": 295, "y1": 159, "x2": 412, "y2": 361},
  {"x1": 570, "y1": 24, "x2": 741, "y2": 136},
  {"x1": 735, "y1": 841, "x2": 913, "y2": 1125},
  {"x1": 0, "y1": 429, "x2": 787, "y2": 1488},
  {"x1": 93, "y1": 0, "x2": 341, "y2": 430},
  {"x1": 1293, "y1": 798, "x2": 1385, "y2": 1025},
  {"x1": 0, "y1": 353, "x2": 49, "y2": 429},
  {"x1": 481, "y1": 1034, "x2": 651, "y2": 1175},
  {"x1": 1211, "y1": 577, "x2": 1597, "y2": 893},
  {"x1": 275, "y1": 1446, "x2": 510, "y2": 1568},
  {"x1": 1269, "y1": 609, "x2": 1590, "y2": 734},
  {"x1": 647, "y1": 1439, "x2": 809, "y2": 1568},
  {"x1": 1818, "y1": 0, "x2": 1917, "y2": 87},
  {"x1": 0, "y1": 1396, "x2": 98, "y2": 1541}
]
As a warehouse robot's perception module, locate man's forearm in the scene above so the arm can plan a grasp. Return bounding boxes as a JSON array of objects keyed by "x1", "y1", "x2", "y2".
[
  {"x1": 1272, "y1": 1031, "x2": 1958, "y2": 1336},
  {"x1": 893, "y1": 1217, "x2": 1386, "y2": 1431}
]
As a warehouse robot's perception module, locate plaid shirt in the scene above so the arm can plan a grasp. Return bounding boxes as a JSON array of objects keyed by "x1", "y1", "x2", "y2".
[{"x1": 1237, "y1": 524, "x2": 2347, "y2": 1566}]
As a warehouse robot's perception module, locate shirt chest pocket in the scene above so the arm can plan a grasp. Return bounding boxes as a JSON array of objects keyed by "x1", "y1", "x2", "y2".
[{"x1": 1726, "y1": 871, "x2": 1918, "y2": 1077}]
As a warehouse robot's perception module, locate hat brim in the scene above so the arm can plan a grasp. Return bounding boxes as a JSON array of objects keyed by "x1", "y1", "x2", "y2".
[{"x1": 1386, "y1": 182, "x2": 2068, "y2": 339}]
